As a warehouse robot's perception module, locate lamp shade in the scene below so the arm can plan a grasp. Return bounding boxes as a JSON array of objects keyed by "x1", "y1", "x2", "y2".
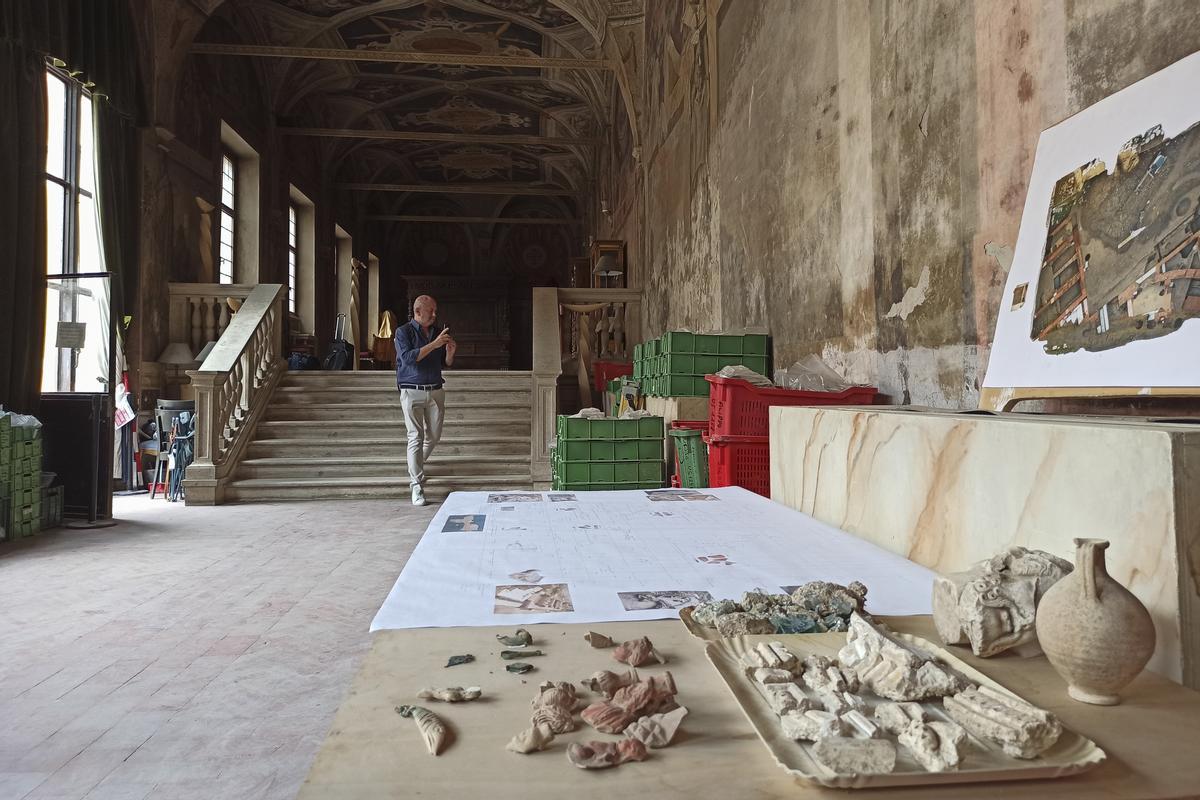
[
  {"x1": 157, "y1": 342, "x2": 195, "y2": 364},
  {"x1": 593, "y1": 253, "x2": 623, "y2": 277}
]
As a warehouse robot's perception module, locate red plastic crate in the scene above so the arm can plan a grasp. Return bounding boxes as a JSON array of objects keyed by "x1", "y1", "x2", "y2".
[
  {"x1": 705, "y1": 434, "x2": 770, "y2": 497},
  {"x1": 705, "y1": 375, "x2": 877, "y2": 438},
  {"x1": 592, "y1": 360, "x2": 634, "y2": 393}
]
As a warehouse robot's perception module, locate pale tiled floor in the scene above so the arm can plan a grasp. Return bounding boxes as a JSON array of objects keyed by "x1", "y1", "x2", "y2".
[{"x1": 0, "y1": 494, "x2": 434, "y2": 800}]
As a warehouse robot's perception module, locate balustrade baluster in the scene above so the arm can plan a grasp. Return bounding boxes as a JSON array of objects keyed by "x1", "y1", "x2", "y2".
[{"x1": 190, "y1": 296, "x2": 203, "y2": 353}]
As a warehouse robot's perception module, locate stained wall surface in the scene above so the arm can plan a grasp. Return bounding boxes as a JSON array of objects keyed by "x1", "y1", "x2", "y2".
[{"x1": 633, "y1": 0, "x2": 1200, "y2": 407}]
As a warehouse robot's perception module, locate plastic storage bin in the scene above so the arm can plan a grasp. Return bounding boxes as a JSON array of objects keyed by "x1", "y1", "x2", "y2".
[
  {"x1": 705, "y1": 434, "x2": 771, "y2": 497},
  {"x1": 705, "y1": 375, "x2": 878, "y2": 438}
]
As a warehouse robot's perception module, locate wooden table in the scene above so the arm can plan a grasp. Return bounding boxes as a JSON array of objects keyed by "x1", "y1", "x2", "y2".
[{"x1": 298, "y1": 617, "x2": 1200, "y2": 799}]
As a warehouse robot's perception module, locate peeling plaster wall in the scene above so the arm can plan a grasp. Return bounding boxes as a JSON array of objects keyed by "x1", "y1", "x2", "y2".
[{"x1": 635, "y1": 0, "x2": 1200, "y2": 408}]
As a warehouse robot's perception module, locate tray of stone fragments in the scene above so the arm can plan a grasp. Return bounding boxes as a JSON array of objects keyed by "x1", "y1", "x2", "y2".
[{"x1": 705, "y1": 615, "x2": 1105, "y2": 789}]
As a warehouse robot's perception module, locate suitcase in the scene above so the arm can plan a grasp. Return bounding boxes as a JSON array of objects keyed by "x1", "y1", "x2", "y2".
[{"x1": 323, "y1": 314, "x2": 353, "y2": 371}]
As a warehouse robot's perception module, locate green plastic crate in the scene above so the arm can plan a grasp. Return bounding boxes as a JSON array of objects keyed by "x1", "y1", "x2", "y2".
[
  {"x1": 560, "y1": 440, "x2": 591, "y2": 461},
  {"x1": 662, "y1": 354, "x2": 694, "y2": 375},
  {"x1": 613, "y1": 419, "x2": 640, "y2": 439},
  {"x1": 588, "y1": 462, "x2": 614, "y2": 482},
  {"x1": 613, "y1": 440, "x2": 640, "y2": 461},
  {"x1": 694, "y1": 334, "x2": 720, "y2": 354},
  {"x1": 694, "y1": 354, "x2": 719, "y2": 374},
  {"x1": 559, "y1": 417, "x2": 591, "y2": 440},
  {"x1": 662, "y1": 331, "x2": 695, "y2": 353},
  {"x1": 633, "y1": 343, "x2": 643, "y2": 360},
  {"x1": 743, "y1": 334, "x2": 769, "y2": 355},
  {"x1": 590, "y1": 440, "x2": 616, "y2": 460},
  {"x1": 638, "y1": 439, "x2": 663, "y2": 460},
  {"x1": 638, "y1": 417, "x2": 664, "y2": 438},
  {"x1": 718, "y1": 336, "x2": 744, "y2": 355},
  {"x1": 669, "y1": 428, "x2": 709, "y2": 488},
  {"x1": 638, "y1": 461, "x2": 664, "y2": 482}
]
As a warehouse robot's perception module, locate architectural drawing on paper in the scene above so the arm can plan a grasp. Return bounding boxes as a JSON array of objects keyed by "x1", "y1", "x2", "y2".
[{"x1": 494, "y1": 583, "x2": 575, "y2": 614}]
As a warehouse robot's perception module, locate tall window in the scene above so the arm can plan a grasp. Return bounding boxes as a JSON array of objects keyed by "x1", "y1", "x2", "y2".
[
  {"x1": 218, "y1": 152, "x2": 236, "y2": 284},
  {"x1": 287, "y1": 203, "x2": 298, "y2": 313},
  {"x1": 42, "y1": 66, "x2": 110, "y2": 393}
]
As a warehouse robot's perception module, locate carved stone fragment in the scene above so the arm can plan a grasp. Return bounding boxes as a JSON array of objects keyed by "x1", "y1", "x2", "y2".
[
  {"x1": 566, "y1": 738, "x2": 648, "y2": 769},
  {"x1": 898, "y1": 719, "x2": 968, "y2": 772},
  {"x1": 874, "y1": 701, "x2": 928, "y2": 735},
  {"x1": 943, "y1": 685, "x2": 1061, "y2": 759},
  {"x1": 799, "y1": 655, "x2": 860, "y2": 695},
  {"x1": 416, "y1": 686, "x2": 482, "y2": 703},
  {"x1": 752, "y1": 641, "x2": 799, "y2": 672},
  {"x1": 625, "y1": 706, "x2": 689, "y2": 748},
  {"x1": 581, "y1": 700, "x2": 634, "y2": 733},
  {"x1": 837, "y1": 614, "x2": 971, "y2": 701},
  {"x1": 584, "y1": 631, "x2": 614, "y2": 648},
  {"x1": 841, "y1": 709, "x2": 881, "y2": 739},
  {"x1": 812, "y1": 736, "x2": 897, "y2": 775},
  {"x1": 506, "y1": 723, "x2": 555, "y2": 754},
  {"x1": 530, "y1": 681, "x2": 579, "y2": 734},
  {"x1": 780, "y1": 709, "x2": 845, "y2": 741},
  {"x1": 932, "y1": 547, "x2": 1072, "y2": 658},
  {"x1": 613, "y1": 636, "x2": 667, "y2": 667},
  {"x1": 496, "y1": 629, "x2": 534, "y2": 647},
  {"x1": 753, "y1": 667, "x2": 795, "y2": 685},
  {"x1": 762, "y1": 682, "x2": 816, "y2": 715},
  {"x1": 714, "y1": 612, "x2": 775, "y2": 637}
]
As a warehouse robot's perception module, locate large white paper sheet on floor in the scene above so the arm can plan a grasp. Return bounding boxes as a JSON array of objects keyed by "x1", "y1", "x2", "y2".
[{"x1": 370, "y1": 487, "x2": 936, "y2": 631}]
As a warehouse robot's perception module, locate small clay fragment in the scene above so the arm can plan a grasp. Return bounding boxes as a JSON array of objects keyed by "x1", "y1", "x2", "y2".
[
  {"x1": 506, "y1": 662, "x2": 535, "y2": 674},
  {"x1": 613, "y1": 636, "x2": 667, "y2": 667},
  {"x1": 496, "y1": 629, "x2": 534, "y2": 647},
  {"x1": 395, "y1": 705, "x2": 449, "y2": 756},
  {"x1": 581, "y1": 700, "x2": 634, "y2": 733},
  {"x1": 580, "y1": 669, "x2": 639, "y2": 698},
  {"x1": 417, "y1": 686, "x2": 482, "y2": 703},
  {"x1": 445, "y1": 654, "x2": 475, "y2": 668},
  {"x1": 566, "y1": 738, "x2": 648, "y2": 769},
  {"x1": 531, "y1": 680, "x2": 578, "y2": 734},
  {"x1": 501, "y1": 649, "x2": 543, "y2": 660},
  {"x1": 584, "y1": 631, "x2": 614, "y2": 648},
  {"x1": 507, "y1": 723, "x2": 555, "y2": 754},
  {"x1": 625, "y1": 706, "x2": 688, "y2": 748}
]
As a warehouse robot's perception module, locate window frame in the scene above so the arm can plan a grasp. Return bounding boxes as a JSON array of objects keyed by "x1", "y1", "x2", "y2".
[
  {"x1": 218, "y1": 150, "x2": 237, "y2": 284},
  {"x1": 45, "y1": 66, "x2": 95, "y2": 279},
  {"x1": 287, "y1": 202, "x2": 299, "y2": 314}
]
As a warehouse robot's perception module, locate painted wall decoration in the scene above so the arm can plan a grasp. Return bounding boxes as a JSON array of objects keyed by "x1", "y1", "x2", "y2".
[{"x1": 985, "y1": 51, "x2": 1200, "y2": 390}]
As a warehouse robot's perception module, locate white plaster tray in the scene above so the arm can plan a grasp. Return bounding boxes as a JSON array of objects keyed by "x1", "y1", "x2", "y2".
[{"x1": 705, "y1": 632, "x2": 1106, "y2": 789}]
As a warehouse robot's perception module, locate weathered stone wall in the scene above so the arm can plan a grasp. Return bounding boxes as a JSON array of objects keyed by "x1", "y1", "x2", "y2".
[{"x1": 636, "y1": 0, "x2": 1200, "y2": 408}]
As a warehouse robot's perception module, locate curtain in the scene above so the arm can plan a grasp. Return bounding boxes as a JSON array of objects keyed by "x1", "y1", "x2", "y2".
[
  {"x1": 94, "y1": 102, "x2": 139, "y2": 347},
  {"x1": 0, "y1": 40, "x2": 48, "y2": 413}
]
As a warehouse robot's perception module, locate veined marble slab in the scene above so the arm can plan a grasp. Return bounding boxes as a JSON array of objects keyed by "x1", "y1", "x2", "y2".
[{"x1": 770, "y1": 406, "x2": 1200, "y2": 687}]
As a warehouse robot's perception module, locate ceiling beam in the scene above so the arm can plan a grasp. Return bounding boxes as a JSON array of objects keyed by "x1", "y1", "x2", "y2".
[
  {"x1": 282, "y1": 127, "x2": 597, "y2": 147},
  {"x1": 368, "y1": 215, "x2": 580, "y2": 225},
  {"x1": 190, "y1": 43, "x2": 610, "y2": 71},
  {"x1": 341, "y1": 182, "x2": 582, "y2": 197}
]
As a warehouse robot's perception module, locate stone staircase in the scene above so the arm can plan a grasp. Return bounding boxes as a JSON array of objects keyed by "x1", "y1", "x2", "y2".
[{"x1": 223, "y1": 370, "x2": 534, "y2": 502}]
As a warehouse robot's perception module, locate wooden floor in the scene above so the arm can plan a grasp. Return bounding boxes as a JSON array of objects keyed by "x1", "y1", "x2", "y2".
[{"x1": 0, "y1": 494, "x2": 433, "y2": 800}]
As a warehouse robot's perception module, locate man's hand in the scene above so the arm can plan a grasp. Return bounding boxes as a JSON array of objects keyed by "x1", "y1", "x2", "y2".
[
  {"x1": 432, "y1": 327, "x2": 452, "y2": 348},
  {"x1": 445, "y1": 338, "x2": 458, "y2": 361}
]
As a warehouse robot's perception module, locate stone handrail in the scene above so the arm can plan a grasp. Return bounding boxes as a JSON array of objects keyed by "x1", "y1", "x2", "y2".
[
  {"x1": 168, "y1": 282, "x2": 256, "y2": 355},
  {"x1": 529, "y1": 287, "x2": 642, "y2": 488},
  {"x1": 183, "y1": 283, "x2": 286, "y2": 504}
]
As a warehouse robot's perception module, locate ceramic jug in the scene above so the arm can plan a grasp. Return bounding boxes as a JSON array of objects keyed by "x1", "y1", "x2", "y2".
[{"x1": 1035, "y1": 538, "x2": 1155, "y2": 705}]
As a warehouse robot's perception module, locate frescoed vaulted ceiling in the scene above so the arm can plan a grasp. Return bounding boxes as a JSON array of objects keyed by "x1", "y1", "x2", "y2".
[{"x1": 194, "y1": 0, "x2": 618, "y2": 211}]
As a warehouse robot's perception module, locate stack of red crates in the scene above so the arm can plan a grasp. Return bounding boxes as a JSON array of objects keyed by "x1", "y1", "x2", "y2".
[{"x1": 703, "y1": 375, "x2": 878, "y2": 496}]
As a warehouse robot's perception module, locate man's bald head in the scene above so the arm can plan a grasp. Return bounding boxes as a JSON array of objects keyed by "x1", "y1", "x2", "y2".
[{"x1": 413, "y1": 295, "x2": 438, "y2": 328}]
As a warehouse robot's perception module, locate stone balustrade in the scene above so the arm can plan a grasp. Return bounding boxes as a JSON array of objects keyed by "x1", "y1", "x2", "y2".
[{"x1": 168, "y1": 283, "x2": 255, "y2": 355}]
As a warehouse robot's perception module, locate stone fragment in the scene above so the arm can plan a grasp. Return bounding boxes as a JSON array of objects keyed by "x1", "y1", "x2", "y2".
[
  {"x1": 753, "y1": 667, "x2": 794, "y2": 685},
  {"x1": 625, "y1": 706, "x2": 689, "y2": 748},
  {"x1": 530, "y1": 680, "x2": 578, "y2": 734},
  {"x1": 445, "y1": 654, "x2": 475, "y2": 667},
  {"x1": 812, "y1": 736, "x2": 896, "y2": 775},
  {"x1": 584, "y1": 631, "x2": 614, "y2": 648},
  {"x1": 841, "y1": 709, "x2": 881, "y2": 739},
  {"x1": 943, "y1": 685, "x2": 1061, "y2": 759},
  {"x1": 898, "y1": 719, "x2": 968, "y2": 772},
  {"x1": 566, "y1": 739, "x2": 648, "y2": 769},
  {"x1": 506, "y1": 662, "x2": 534, "y2": 674},
  {"x1": 496, "y1": 629, "x2": 534, "y2": 646},
  {"x1": 613, "y1": 636, "x2": 667, "y2": 667},
  {"x1": 837, "y1": 613, "x2": 971, "y2": 701},
  {"x1": 715, "y1": 612, "x2": 775, "y2": 637},
  {"x1": 779, "y1": 709, "x2": 845, "y2": 741},
  {"x1": 761, "y1": 682, "x2": 816, "y2": 715},
  {"x1": 395, "y1": 705, "x2": 449, "y2": 756},
  {"x1": 873, "y1": 702, "x2": 928, "y2": 735},
  {"x1": 506, "y1": 723, "x2": 555, "y2": 754},
  {"x1": 800, "y1": 655, "x2": 859, "y2": 695},
  {"x1": 417, "y1": 686, "x2": 482, "y2": 703},
  {"x1": 756, "y1": 641, "x2": 799, "y2": 672},
  {"x1": 501, "y1": 649, "x2": 543, "y2": 659},
  {"x1": 691, "y1": 598, "x2": 742, "y2": 627},
  {"x1": 580, "y1": 668, "x2": 638, "y2": 698},
  {"x1": 932, "y1": 547, "x2": 1072, "y2": 658}
]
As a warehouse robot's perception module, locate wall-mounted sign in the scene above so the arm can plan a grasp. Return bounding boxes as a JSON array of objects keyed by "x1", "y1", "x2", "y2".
[{"x1": 56, "y1": 321, "x2": 86, "y2": 349}]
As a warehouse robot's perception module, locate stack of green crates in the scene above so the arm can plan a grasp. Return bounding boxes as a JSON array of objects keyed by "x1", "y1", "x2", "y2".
[
  {"x1": 1, "y1": 414, "x2": 42, "y2": 539},
  {"x1": 633, "y1": 332, "x2": 770, "y2": 397},
  {"x1": 552, "y1": 415, "x2": 665, "y2": 491}
]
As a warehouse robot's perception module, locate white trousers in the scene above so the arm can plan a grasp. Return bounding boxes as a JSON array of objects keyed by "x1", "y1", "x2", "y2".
[{"x1": 399, "y1": 388, "x2": 445, "y2": 488}]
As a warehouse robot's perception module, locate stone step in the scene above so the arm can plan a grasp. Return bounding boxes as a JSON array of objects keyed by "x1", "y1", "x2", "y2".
[
  {"x1": 270, "y1": 387, "x2": 532, "y2": 405},
  {"x1": 278, "y1": 370, "x2": 529, "y2": 389},
  {"x1": 234, "y1": 455, "x2": 529, "y2": 480},
  {"x1": 223, "y1": 475, "x2": 532, "y2": 503},
  {"x1": 253, "y1": 418, "x2": 530, "y2": 439},
  {"x1": 262, "y1": 402, "x2": 530, "y2": 422},
  {"x1": 244, "y1": 436, "x2": 530, "y2": 459}
]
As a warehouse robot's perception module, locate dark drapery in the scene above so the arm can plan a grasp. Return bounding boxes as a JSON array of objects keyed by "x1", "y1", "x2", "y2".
[
  {"x1": 0, "y1": 1, "x2": 143, "y2": 411},
  {"x1": 0, "y1": 40, "x2": 48, "y2": 414}
]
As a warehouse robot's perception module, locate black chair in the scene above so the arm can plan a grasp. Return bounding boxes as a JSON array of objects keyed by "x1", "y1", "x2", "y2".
[{"x1": 150, "y1": 400, "x2": 195, "y2": 499}]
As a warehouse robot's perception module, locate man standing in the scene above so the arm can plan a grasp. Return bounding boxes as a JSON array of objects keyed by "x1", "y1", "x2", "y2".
[{"x1": 395, "y1": 295, "x2": 456, "y2": 506}]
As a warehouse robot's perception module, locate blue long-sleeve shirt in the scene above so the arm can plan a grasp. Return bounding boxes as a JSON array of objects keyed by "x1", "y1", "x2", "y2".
[{"x1": 395, "y1": 319, "x2": 447, "y2": 386}]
